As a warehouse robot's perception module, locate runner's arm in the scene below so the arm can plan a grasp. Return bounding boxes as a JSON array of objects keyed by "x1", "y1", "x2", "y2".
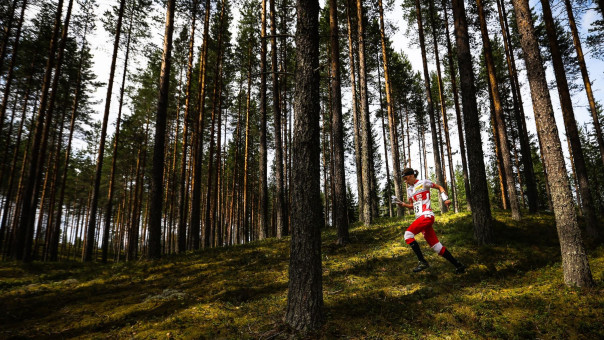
[{"x1": 431, "y1": 183, "x2": 452, "y2": 206}]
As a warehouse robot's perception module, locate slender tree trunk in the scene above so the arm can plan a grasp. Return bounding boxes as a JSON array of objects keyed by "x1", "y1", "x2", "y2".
[
  {"x1": 204, "y1": 0, "x2": 226, "y2": 248},
  {"x1": 450, "y1": 0, "x2": 493, "y2": 243},
  {"x1": 495, "y1": 0, "x2": 537, "y2": 213},
  {"x1": 378, "y1": 82, "x2": 392, "y2": 218},
  {"x1": 242, "y1": 46, "x2": 253, "y2": 244},
  {"x1": 511, "y1": 0, "x2": 593, "y2": 287},
  {"x1": 356, "y1": 0, "x2": 374, "y2": 225},
  {"x1": 345, "y1": 0, "x2": 363, "y2": 222},
  {"x1": 270, "y1": 0, "x2": 286, "y2": 239},
  {"x1": 490, "y1": 93, "x2": 509, "y2": 209},
  {"x1": 15, "y1": 0, "x2": 68, "y2": 262},
  {"x1": 329, "y1": 0, "x2": 349, "y2": 244},
  {"x1": 378, "y1": 0, "x2": 404, "y2": 217},
  {"x1": 286, "y1": 0, "x2": 324, "y2": 330},
  {"x1": 540, "y1": 0, "x2": 598, "y2": 237},
  {"x1": 258, "y1": 0, "x2": 269, "y2": 240},
  {"x1": 441, "y1": 0, "x2": 470, "y2": 211},
  {"x1": 563, "y1": 0, "x2": 604, "y2": 168},
  {"x1": 414, "y1": 0, "x2": 447, "y2": 213},
  {"x1": 476, "y1": 0, "x2": 520, "y2": 220},
  {"x1": 148, "y1": 0, "x2": 176, "y2": 259},
  {"x1": 177, "y1": 0, "x2": 198, "y2": 253},
  {"x1": 0, "y1": 62, "x2": 34, "y2": 252},
  {"x1": 0, "y1": 0, "x2": 17, "y2": 78},
  {"x1": 190, "y1": 0, "x2": 212, "y2": 250},
  {"x1": 428, "y1": 0, "x2": 457, "y2": 212},
  {"x1": 84, "y1": 0, "x2": 125, "y2": 261},
  {"x1": 0, "y1": 0, "x2": 27, "y2": 139},
  {"x1": 102, "y1": 11, "x2": 134, "y2": 262}
]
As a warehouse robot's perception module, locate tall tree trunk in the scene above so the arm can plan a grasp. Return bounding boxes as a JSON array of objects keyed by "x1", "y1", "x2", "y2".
[
  {"x1": 242, "y1": 45, "x2": 253, "y2": 244},
  {"x1": 328, "y1": 0, "x2": 349, "y2": 244},
  {"x1": 346, "y1": 0, "x2": 364, "y2": 223},
  {"x1": 495, "y1": 0, "x2": 537, "y2": 213},
  {"x1": 271, "y1": 0, "x2": 286, "y2": 239},
  {"x1": 356, "y1": 0, "x2": 374, "y2": 225},
  {"x1": 258, "y1": 0, "x2": 269, "y2": 240},
  {"x1": 563, "y1": 0, "x2": 604, "y2": 169},
  {"x1": 286, "y1": 0, "x2": 324, "y2": 330},
  {"x1": 204, "y1": 0, "x2": 226, "y2": 248},
  {"x1": 102, "y1": 10, "x2": 134, "y2": 262},
  {"x1": 428, "y1": 0, "x2": 457, "y2": 212},
  {"x1": 0, "y1": 0, "x2": 27, "y2": 140},
  {"x1": 15, "y1": 0, "x2": 67, "y2": 262},
  {"x1": 177, "y1": 0, "x2": 199, "y2": 253},
  {"x1": 450, "y1": 0, "x2": 493, "y2": 244},
  {"x1": 511, "y1": 0, "x2": 593, "y2": 287},
  {"x1": 83, "y1": 0, "x2": 125, "y2": 261},
  {"x1": 476, "y1": 0, "x2": 520, "y2": 220},
  {"x1": 148, "y1": 0, "x2": 176, "y2": 259},
  {"x1": 378, "y1": 0, "x2": 404, "y2": 217},
  {"x1": 0, "y1": 0, "x2": 17, "y2": 78},
  {"x1": 414, "y1": 0, "x2": 447, "y2": 213},
  {"x1": 378, "y1": 78, "x2": 392, "y2": 217},
  {"x1": 441, "y1": 0, "x2": 470, "y2": 211},
  {"x1": 190, "y1": 0, "x2": 212, "y2": 250},
  {"x1": 489, "y1": 91, "x2": 509, "y2": 209},
  {"x1": 0, "y1": 60, "x2": 35, "y2": 253},
  {"x1": 540, "y1": 0, "x2": 599, "y2": 238}
]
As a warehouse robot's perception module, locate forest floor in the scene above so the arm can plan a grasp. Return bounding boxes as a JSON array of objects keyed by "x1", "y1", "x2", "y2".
[{"x1": 1, "y1": 211, "x2": 604, "y2": 339}]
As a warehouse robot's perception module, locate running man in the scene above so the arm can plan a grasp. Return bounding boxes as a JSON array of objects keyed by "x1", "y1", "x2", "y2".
[{"x1": 392, "y1": 167, "x2": 466, "y2": 274}]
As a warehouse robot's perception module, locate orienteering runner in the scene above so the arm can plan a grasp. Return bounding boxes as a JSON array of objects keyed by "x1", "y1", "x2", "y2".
[{"x1": 392, "y1": 167, "x2": 466, "y2": 274}]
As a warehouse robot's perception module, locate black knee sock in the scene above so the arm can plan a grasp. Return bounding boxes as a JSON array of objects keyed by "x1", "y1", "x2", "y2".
[
  {"x1": 442, "y1": 249, "x2": 462, "y2": 267},
  {"x1": 409, "y1": 241, "x2": 427, "y2": 262}
]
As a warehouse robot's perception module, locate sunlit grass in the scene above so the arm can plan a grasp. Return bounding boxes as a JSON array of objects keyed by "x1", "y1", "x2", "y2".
[{"x1": 1, "y1": 210, "x2": 603, "y2": 338}]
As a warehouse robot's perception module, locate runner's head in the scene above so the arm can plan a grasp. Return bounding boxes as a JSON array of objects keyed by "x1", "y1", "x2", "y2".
[{"x1": 402, "y1": 167, "x2": 419, "y2": 184}]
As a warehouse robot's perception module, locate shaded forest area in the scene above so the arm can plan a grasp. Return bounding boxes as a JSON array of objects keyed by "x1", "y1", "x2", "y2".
[{"x1": 0, "y1": 0, "x2": 603, "y2": 333}]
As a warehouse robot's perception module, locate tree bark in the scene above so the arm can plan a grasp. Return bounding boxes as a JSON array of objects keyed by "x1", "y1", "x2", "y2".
[
  {"x1": 441, "y1": 0, "x2": 471, "y2": 211},
  {"x1": 562, "y1": 0, "x2": 604, "y2": 170},
  {"x1": 540, "y1": 0, "x2": 598, "y2": 238},
  {"x1": 476, "y1": 0, "x2": 520, "y2": 220},
  {"x1": 495, "y1": 0, "x2": 538, "y2": 213},
  {"x1": 428, "y1": 0, "x2": 457, "y2": 212},
  {"x1": 286, "y1": 0, "x2": 324, "y2": 331},
  {"x1": 345, "y1": 0, "x2": 364, "y2": 223},
  {"x1": 83, "y1": 0, "x2": 124, "y2": 261},
  {"x1": 14, "y1": 0, "x2": 66, "y2": 262},
  {"x1": 204, "y1": 0, "x2": 226, "y2": 248},
  {"x1": 356, "y1": 0, "x2": 374, "y2": 224},
  {"x1": 511, "y1": 0, "x2": 593, "y2": 287},
  {"x1": 271, "y1": 0, "x2": 286, "y2": 239},
  {"x1": 177, "y1": 0, "x2": 199, "y2": 253},
  {"x1": 148, "y1": 0, "x2": 176, "y2": 259},
  {"x1": 190, "y1": 0, "x2": 212, "y2": 250},
  {"x1": 414, "y1": 0, "x2": 447, "y2": 213},
  {"x1": 102, "y1": 8, "x2": 134, "y2": 262},
  {"x1": 259, "y1": 0, "x2": 268, "y2": 240},
  {"x1": 450, "y1": 0, "x2": 493, "y2": 244},
  {"x1": 378, "y1": 0, "x2": 404, "y2": 217},
  {"x1": 0, "y1": 0, "x2": 27, "y2": 141}
]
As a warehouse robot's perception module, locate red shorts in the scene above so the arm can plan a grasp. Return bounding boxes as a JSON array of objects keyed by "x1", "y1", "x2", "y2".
[{"x1": 404, "y1": 215, "x2": 445, "y2": 255}]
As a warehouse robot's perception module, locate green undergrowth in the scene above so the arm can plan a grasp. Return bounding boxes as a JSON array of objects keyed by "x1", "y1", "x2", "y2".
[{"x1": 1, "y1": 211, "x2": 603, "y2": 339}]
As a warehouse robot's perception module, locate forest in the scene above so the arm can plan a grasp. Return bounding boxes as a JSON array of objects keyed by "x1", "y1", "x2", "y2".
[{"x1": 0, "y1": 0, "x2": 603, "y2": 337}]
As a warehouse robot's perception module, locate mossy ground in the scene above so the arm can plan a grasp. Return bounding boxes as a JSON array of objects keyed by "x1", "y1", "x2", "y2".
[{"x1": 1, "y1": 211, "x2": 603, "y2": 339}]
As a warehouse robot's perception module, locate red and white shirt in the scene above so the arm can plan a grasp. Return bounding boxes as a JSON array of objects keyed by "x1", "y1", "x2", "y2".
[{"x1": 407, "y1": 179, "x2": 435, "y2": 218}]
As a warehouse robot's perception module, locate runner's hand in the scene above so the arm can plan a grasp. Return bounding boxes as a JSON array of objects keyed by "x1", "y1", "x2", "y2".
[{"x1": 444, "y1": 199, "x2": 452, "y2": 207}]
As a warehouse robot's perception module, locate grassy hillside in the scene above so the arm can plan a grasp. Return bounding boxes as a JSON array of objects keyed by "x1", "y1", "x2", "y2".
[{"x1": 1, "y1": 211, "x2": 603, "y2": 339}]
